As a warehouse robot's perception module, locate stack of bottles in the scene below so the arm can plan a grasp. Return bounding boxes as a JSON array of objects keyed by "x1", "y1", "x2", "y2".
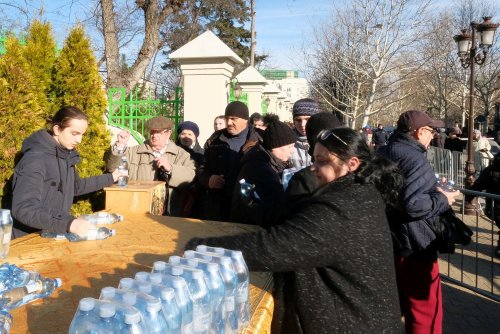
[
  {"x1": 0, "y1": 263, "x2": 63, "y2": 333},
  {"x1": 41, "y1": 211, "x2": 122, "y2": 242},
  {"x1": 69, "y1": 245, "x2": 250, "y2": 334}
]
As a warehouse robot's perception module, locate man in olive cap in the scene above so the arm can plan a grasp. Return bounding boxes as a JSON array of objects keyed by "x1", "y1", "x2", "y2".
[
  {"x1": 106, "y1": 116, "x2": 195, "y2": 216},
  {"x1": 197, "y1": 101, "x2": 262, "y2": 221}
]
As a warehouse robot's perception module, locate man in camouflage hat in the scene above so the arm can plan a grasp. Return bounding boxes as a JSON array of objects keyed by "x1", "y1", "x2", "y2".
[{"x1": 106, "y1": 116, "x2": 195, "y2": 216}]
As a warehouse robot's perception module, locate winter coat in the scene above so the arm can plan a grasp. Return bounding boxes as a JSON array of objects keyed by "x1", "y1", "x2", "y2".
[
  {"x1": 197, "y1": 126, "x2": 261, "y2": 221},
  {"x1": 11, "y1": 130, "x2": 114, "y2": 238},
  {"x1": 106, "y1": 140, "x2": 195, "y2": 216},
  {"x1": 371, "y1": 128, "x2": 388, "y2": 147},
  {"x1": 289, "y1": 130, "x2": 311, "y2": 169},
  {"x1": 378, "y1": 131, "x2": 449, "y2": 259},
  {"x1": 186, "y1": 175, "x2": 402, "y2": 334},
  {"x1": 175, "y1": 140, "x2": 205, "y2": 168},
  {"x1": 230, "y1": 143, "x2": 288, "y2": 224},
  {"x1": 469, "y1": 157, "x2": 500, "y2": 228}
]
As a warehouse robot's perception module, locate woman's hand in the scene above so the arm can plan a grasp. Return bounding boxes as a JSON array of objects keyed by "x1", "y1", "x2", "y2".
[
  {"x1": 112, "y1": 167, "x2": 128, "y2": 182},
  {"x1": 69, "y1": 218, "x2": 92, "y2": 238}
]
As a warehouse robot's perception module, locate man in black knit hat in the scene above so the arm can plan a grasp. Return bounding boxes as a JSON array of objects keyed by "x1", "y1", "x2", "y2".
[
  {"x1": 230, "y1": 114, "x2": 296, "y2": 224},
  {"x1": 197, "y1": 101, "x2": 262, "y2": 221}
]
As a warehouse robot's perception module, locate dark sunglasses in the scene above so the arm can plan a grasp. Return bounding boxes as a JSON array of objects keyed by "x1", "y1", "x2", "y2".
[{"x1": 317, "y1": 129, "x2": 348, "y2": 147}]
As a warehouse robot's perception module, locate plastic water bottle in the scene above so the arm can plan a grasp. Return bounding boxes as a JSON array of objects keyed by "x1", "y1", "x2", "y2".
[
  {"x1": 0, "y1": 209, "x2": 13, "y2": 259},
  {"x1": 196, "y1": 246, "x2": 250, "y2": 329},
  {"x1": 122, "y1": 308, "x2": 146, "y2": 334},
  {"x1": 185, "y1": 251, "x2": 238, "y2": 333},
  {"x1": 169, "y1": 266, "x2": 211, "y2": 334},
  {"x1": 118, "y1": 277, "x2": 168, "y2": 334},
  {"x1": 79, "y1": 212, "x2": 123, "y2": 225},
  {"x1": 97, "y1": 302, "x2": 121, "y2": 334},
  {"x1": 0, "y1": 310, "x2": 12, "y2": 334},
  {"x1": 281, "y1": 167, "x2": 298, "y2": 190},
  {"x1": 69, "y1": 297, "x2": 99, "y2": 334},
  {"x1": 118, "y1": 156, "x2": 129, "y2": 187},
  {"x1": 149, "y1": 272, "x2": 194, "y2": 334},
  {"x1": 0, "y1": 263, "x2": 41, "y2": 293},
  {"x1": 94, "y1": 297, "x2": 147, "y2": 333},
  {"x1": 435, "y1": 174, "x2": 455, "y2": 192},
  {"x1": 66, "y1": 226, "x2": 116, "y2": 242},
  {"x1": 152, "y1": 261, "x2": 168, "y2": 274},
  {"x1": 239, "y1": 179, "x2": 260, "y2": 200},
  {"x1": 186, "y1": 257, "x2": 226, "y2": 334},
  {"x1": 0, "y1": 277, "x2": 62, "y2": 310}
]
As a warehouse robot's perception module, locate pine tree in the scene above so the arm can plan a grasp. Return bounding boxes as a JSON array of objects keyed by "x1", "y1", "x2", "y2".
[
  {"x1": 0, "y1": 36, "x2": 43, "y2": 207},
  {"x1": 53, "y1": 25, "x2": 110, "y2": 215},
  {"x1": 23, "y1": 20, "x2": 58, "y2": 120}
]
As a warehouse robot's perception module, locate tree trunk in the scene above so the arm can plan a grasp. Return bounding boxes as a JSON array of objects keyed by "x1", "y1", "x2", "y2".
[{"x1": 101, "y1": 0, "x2": 122, "y2": 89}]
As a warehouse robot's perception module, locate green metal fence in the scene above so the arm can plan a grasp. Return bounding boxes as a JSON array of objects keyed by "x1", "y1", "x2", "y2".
[{"x1": 108, "y1": 87, "x2": 183, "y2": 143}]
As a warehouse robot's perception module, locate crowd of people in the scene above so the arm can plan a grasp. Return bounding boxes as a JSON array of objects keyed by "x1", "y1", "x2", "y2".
[{"x1": 9, "y1": 100, "x2": 486, "y2": 333}]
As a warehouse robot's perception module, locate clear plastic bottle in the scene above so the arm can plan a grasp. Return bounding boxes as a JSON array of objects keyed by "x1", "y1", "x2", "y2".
[
  {"x1": 195, "y1": 246, "x2": 250, "y2": 328},
  {"x1": 0, "y1": 277, "x2": 62, "y2": 310},
  {"x1": 118, "y1": 156, "x2": 129, "y2": 187},
  {"x1": 69, "y1": 297, "x2": 99, "y2": 334},
  {"x1": 79, "y1": 212, "x2": 123, "y2": 225},
  {"x1": 149, "y1": 272, "x2": 194, "y2": 334},
  {"x1": 121, "y1": 308, "x2": 146, "y2": 334},
  {"x1": 0, "y1": 310, "x2": 12, "y2": 334},
  {"x1": 239, "y1": 179, "x2": 255, "y2": 198},
  {"x1": 0, "y1": 209, "x2": 13, "y2": 259},
  {"x1": 66, "y1": 226, "x2": 116, "y2": 242},
  {"x1": 97, "y1": 302, "x2": 121, "y2": 334},
  {"x1": 185, "y1": 250, "x2": 238, "y2": 333},
  {"x1": 435, "y1": 174, "x2": 455, "y2": 192},
  {"x1": 0, "y1": 263, "x2": 40, "y2": 293},
  {"x1": 186, "y1": 257, "x2": 225, "y2": 334}
]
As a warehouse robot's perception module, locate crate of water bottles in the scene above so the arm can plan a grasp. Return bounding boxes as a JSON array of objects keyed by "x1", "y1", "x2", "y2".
[
  {"x1": 69, "y1": 245, "x2": 250, "y2": 334},
  {"x1": 0, "y1": 263, "x2": 63, "y2": 333}
]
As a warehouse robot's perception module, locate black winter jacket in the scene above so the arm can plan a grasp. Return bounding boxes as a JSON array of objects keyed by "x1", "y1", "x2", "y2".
[
  {"x1": 197, "y1": 126, "x2": 261, "y2": 221},
  {"x1": 11, "y1": 130, "x2": 114, "y2": 238},
  {"x1": 230, "y1": 143, "x2": 288, "y2": 224},
  {"x1": 378, "y1": 131, "x2": 449, "y2": 259},
  {"x1": 470, "y1": 158, "x2": 500, "y2": 227},
  {"x1": 186, "y1": 175, "x2": 402, "y2": 334}
]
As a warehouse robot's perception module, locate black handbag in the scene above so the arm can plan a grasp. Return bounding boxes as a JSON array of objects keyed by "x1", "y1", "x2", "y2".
[{"x1": 430, "y1": 208, "x2": 473, "y2": 254}]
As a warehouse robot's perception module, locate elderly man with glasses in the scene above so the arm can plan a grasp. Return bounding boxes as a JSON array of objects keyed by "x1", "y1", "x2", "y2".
[{"x1": 106, "y1": 116, "x2": 195, "y2": 216}]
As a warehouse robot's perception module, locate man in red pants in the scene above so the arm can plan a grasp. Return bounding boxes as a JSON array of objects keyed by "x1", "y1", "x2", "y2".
[{"x1": 378, "y1": 110, "x2": 460, "y2": 333}]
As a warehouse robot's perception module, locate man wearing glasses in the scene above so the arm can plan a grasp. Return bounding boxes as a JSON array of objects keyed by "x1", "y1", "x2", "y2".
[
  {"x1": 378, "y1": 110, "x2": 460, "y2": 334},
  {"x1": 107, "y1": 116, "x2": 195, "y2": 216}
]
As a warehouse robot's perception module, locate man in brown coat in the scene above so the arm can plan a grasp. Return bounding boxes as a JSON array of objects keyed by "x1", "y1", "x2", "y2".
[{"x1": 106, "y1": 116, "x2": 195, "y2": 216}]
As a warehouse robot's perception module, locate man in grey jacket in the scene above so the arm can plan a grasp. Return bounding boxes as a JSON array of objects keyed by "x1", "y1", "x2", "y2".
[
  {"x1": 289, "y1": 98, "x2": 321, "y2": 169},
  {"x1": 106, "y1": 116, "x2": 195, "y2": 216}
]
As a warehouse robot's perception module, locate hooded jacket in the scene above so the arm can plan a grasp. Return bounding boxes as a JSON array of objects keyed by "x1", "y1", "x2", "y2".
[
  {"x1": 11, "y1": 130, "x2": 114, "y2": 238},
  {"x1": 186, "y1": 175, "x2": 402, "y2": 334}
]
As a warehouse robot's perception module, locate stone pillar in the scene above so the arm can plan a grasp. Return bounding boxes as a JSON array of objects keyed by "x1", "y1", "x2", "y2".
[
  {"x1": 235, "y1": 66, "x2": 267, "y2": 116},
  {"x1": 169, "y1": 30, "x2": 243, "y2": 144}
]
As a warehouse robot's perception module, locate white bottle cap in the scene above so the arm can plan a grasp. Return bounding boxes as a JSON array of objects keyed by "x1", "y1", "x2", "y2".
[
  {"x1": 123, "y1": 292, "x2": 137, "y2": 305},
  {"x1": 119, "y1": 278, "x2": 134, "y2": 289},
  {"x1": 135, "y1": 272, "x2": 149, "y2": 282},
  {"x1": 124, "y1": 309, "x2": 141, "y2": 324},
  {"x1": 160, "y1": 288, "x2": 175, "y2": 301},
  {"x1": 149, "y1": 273, "x2": 162, "y2": 284},
  {"x1": 54, "y1": 278, "x2": 62, "y2": 288},
  {"x1": 99, "y1": 303, "x2": 116, "y2": 318},
  {"x1": 207, "y1": 262, "x2": 219, "y2": 272},
  {"x1": 109, "y1": 229, "x2": 116, "y2": 236},
  {"x1": 168, "y1": 256, "x2": 181, "y2": 265},
  {"x1": 153, "y1": 261, "x2": 167, "y2": 272},
  {"x1": 146, "y1": 299, "x2": 162, "y2": 313},
  {"x1": 184, "y1": 250, "x2": 195, "y2": 259},
  {"x1": 196, "y1": 245, "x2": 208, "y2": 252},
  {"x1": 171, "y1": 266, "x2": 183, "y2": 276},
  {"x1": 191, "y1": 269, "x2": 204, "y2": 280},
  {"x1": 187, "y1": 258, "x2": 198, "y2": 267},
  {"x1": 100, "y1": 287, "x2": 115, "y2": 299},
  {"x1": 138, "y1": 282, "x2": 152, "y2": 294},
  {"x1": 79, "y1": 297, "x2": 95, "y2": 312}
]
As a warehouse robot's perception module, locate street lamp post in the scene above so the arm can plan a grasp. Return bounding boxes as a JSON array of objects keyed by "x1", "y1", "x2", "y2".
[{"x1": 454, "y1": 16, "x2": 498, "y2": 214}]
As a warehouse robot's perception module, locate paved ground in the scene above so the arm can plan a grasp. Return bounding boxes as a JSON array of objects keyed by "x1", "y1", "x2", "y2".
[{"x1": 440, "y1": 201, "x2": 500, "y2": 334}]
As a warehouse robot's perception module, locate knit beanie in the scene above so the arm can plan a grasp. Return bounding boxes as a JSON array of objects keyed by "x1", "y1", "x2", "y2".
[
  {"x1": 262, "y1": 115, "x2": 296, "y2": 150},
  {"x1": 225, "y1": 101, "x2": 249, "y2": 120},
  {"x1": 292, "y1": 98, "x2": 321, "y2": 118},
  {"x1": 177, "y1": 121, "x2": 200, "y2": 138},
  {"x1": 306, "y1": 112, "x2": 342, "y2": 147}
]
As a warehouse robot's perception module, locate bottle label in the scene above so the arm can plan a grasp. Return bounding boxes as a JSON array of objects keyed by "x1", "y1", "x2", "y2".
[
  {"x1": 2, "y1": 232, "x2": 10, "y2": 244},
  {"x1": 225, "y1": 295, "x2": 235, "y2": 312},
  {"x1": 24, "y1": 281, "x2": 41, "y2": 294}
]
